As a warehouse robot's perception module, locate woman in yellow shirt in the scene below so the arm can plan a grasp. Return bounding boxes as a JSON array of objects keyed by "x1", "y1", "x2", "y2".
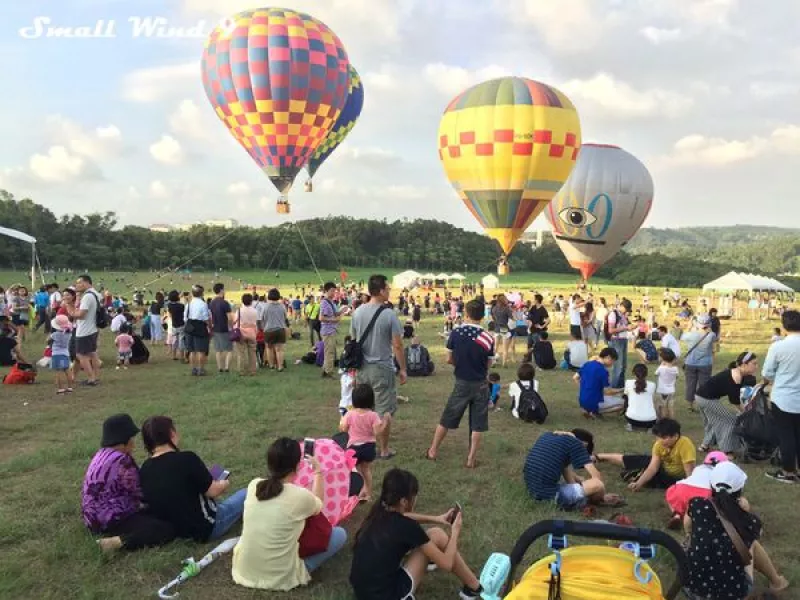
[{"x1": 232, "y1": 438, "x2": 347, "y2": 591}]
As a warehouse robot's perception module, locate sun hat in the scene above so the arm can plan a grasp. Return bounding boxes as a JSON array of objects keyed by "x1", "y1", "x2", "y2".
[
  {"x1": 703, "y1": 451, "x2": 729, "y2": 466},
  {"x1": 51, "y1": 314, "x2": 72, "y2": 331},
  {"x1": 710, "y1": 461, "x2": 747, "y2": 494},
  {"x1": 696, "y1": 314, "x2": 711, "y2": 328},
  {"x1": 101, "y1": 414, "x2": 140, "y2": 448}
]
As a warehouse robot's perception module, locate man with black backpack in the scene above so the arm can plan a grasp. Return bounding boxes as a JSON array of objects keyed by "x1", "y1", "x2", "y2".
[
  {"x1": 350, "y1": 275, "x2": 406, "y2": 460},
  {"x1": 405, "y1": 336, "x2": 434, "y2": 377},
  {"x1": 68, "y1": 274, "x2": 105, "y2": 386}
]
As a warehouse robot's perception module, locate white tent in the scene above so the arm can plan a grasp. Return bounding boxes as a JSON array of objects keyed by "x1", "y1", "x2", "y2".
[
  {"x1": 392, "y1": 270, "x2": 422, "y2": 289},
  {"x1": 421, "y1": 273, "x2": 435, "y2": 280},
  {"x1": 0, "y1": 226, "x2": 38, "y2": 289},
  {"x1": 702, "y1": 271, "x2": 794, "y2": 293},
  {"x1": 482, "y1": 274, "x2": 500, "y2": 289},
  {"x1": 450, "y1": 273, "x2": 466, "y2": 280}
]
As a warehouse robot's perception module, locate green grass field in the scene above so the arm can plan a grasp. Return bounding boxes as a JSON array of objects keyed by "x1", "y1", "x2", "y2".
[{"x1": 0, "y1": 271, "x2": 797, "y2": 599}]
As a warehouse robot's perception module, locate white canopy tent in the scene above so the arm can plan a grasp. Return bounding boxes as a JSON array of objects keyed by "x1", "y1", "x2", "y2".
[
  {"x1": 0, "y1": 226, "x2": 38, "y2": 289},
  {"x1": 702, "y1": 271, "x2": 794, "y2": 294},
  {"x1": 482, "y1": 274, "x2": 500, "y2": 289},
  {"x1": 392, "y1": 270, "x2": 422, "y2": 289},
  {"x1": 450, "y1": 273, "x2": 466, "y2": 280},
  {"x1": 435, "y1": 273, "x2": 450, "y2": 280}
]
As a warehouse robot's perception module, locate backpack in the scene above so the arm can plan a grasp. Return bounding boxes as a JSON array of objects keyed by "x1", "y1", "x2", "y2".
[
  {"x1": 340, "y1": 306, "x2": 387, "y2": 370},
  {"x1": 3, "y1": 362, "x2": 37, "y2": 385},
  {"x1": 88, "y1": 292, "x2": 109, "y2": 329},
  {"x1": 406, "y1": 345, "x2": 429, "y2": 376},
  {"x1": 516, "y1": 381, "x2": 548, "y2": 424},
  {"x1": 603, "y1": 309, "x2": 621, "y2": 342}
]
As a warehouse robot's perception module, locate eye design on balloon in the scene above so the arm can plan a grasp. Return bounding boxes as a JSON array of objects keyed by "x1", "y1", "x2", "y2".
[{"x1": 558, "y1": 207, "x2": 597, "y2": 228}]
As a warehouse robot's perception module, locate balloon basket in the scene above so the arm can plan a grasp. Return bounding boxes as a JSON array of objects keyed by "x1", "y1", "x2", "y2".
[
  {"x1": 498, "y1": 263, "x2": 510, "y2": 276},
  {"x1": 276, "y1": 202, "x2": 290, "y2": 215}
]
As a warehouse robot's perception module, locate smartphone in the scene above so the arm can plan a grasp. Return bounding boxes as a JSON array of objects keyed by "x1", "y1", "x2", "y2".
[
  {"x1": 303, "y1": 438, "x2": 315, "y2": 458},
  {"x1": 448, "y1": 502, "x2": 462, "y2": 524},
  {"x1": 209, "y1": 464, "x2": 230, "y2": 480}
]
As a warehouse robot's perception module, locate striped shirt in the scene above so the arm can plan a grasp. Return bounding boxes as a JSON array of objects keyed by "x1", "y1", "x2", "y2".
[
  {"x1": 524, "y1": 433, "x2": 591, "y2": 501},
  {"x1": 81, "y1": 448, "x2": 141, "y2": 532}
]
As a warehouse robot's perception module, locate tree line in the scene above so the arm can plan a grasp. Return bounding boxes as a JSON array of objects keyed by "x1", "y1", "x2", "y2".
[{"x1": 0, "y1": 190, "x2": 796, "y2": 290}]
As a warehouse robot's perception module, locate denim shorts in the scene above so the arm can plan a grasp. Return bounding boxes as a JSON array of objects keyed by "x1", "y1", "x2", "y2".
[
  {"x1": 555, "y1": 483, "x2": 587, "y2": 509},
  {"x1": 50, "y1": 355, "x2": 71, "y2": 370}
]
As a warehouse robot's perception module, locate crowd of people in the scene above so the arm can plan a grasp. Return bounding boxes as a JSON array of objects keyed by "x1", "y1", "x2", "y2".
[{"x1": 3, "y1": 273, "x2": 799, "y2": 599}]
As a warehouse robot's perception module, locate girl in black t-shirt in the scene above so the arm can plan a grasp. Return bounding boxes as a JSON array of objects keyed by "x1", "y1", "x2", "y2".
[{"x1": 349, "y1": 469, "x2": 483, "y2": 600}]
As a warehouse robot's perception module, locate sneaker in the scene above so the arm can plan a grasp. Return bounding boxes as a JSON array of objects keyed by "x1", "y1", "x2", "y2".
[
  {"x1": 625, "y1": 423, "x2": 633, "y2": 432},
  {"x1": 459, "y1": 584, "x2": 483, "y2": 599},
  {"x1": 191, "y1": 368, "x2": 198, "y2": 376},
  {"x1": 766, "y1": 471, "x2": 798, "y2": 484},
  {"x1": 115, "y1": 366, "x2": 120, "y2": 371}
]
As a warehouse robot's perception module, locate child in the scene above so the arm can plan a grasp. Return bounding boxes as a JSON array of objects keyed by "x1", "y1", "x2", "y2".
[
  {"x1": 770, "y1": 327, "x2": 783, "y2": 344},
  {"x1": 255, "y1": 329, "x2": 265, "y2": 367},
  {"x1": 574, "y1": 348, "x2": 624, "y2": 418},
  {"x1": 426, "y1": 299, "x2": 494, "y2": 468},
  {"x1": 597, "y1": 418, "x2": 696, "y2": 491},
  {"x1": 349, "y1": 469, "x2": 484, "y2": 600},
  {"x1": 664, "y1": 451, "x2": 728, "y2": 529},
  {"x1": 115, "y1": 324, "x2": 134, "y2": 370},
  {"x1": 655, "y1": 348, "x2": 679, "y2": 419},
  {"x1": 634, "y1": 331, "x2": 659, "y2": 363},
  {"x1": 624, "y1": 363, "x2": 657, "y2": 432},
  {"x1": 488, "y1": 372, "x2": 501, "y2": 411},
  {"x1": 49, "y1": 315, "x2": 74, "y2": 394},
  {"x1": 339, "y1": 383, "x2": 390, "y2": 502},
  {"x1": 403, "y1": 319, "x2": 414, "y2": 340},
  {"x1": 339, "y1": 338, "x2": 355, "y2": 416},
  {"x1": 509, "y1": 362, "x2": 539, "y2": 420},
  {"x1": 564, "y1": 329, "x2": 588, "y2": 370}
]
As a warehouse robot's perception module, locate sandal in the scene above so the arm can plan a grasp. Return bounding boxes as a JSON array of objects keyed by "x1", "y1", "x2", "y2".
[
  {"x1": 378, "y1": 450, "x2": 397, "y2": 460},
  {"x1": 599, "y1": 494, "x2": 627, "y2": 508}
]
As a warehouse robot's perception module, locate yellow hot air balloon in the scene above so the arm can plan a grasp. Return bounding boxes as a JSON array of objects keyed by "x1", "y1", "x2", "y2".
[{"x1": 438, "y1": 77, "x2": 581, "y2": 261}]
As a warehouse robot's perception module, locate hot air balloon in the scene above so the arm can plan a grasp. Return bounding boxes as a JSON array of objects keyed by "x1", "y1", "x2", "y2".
[
  {"x1": 438, "y1": 77, "x2": 581, "y2": 273},
  {"x1": 545, "y1": 143, "x2": 654, "y2": 280},
  {"x1": 304, "y1": 64, "x2": 364, "y2": 192},
  {"x1": 201, "y1": 8, "x2": 351, "y2": 213}
]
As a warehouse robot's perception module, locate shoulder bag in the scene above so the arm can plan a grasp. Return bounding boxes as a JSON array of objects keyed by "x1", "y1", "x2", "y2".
[
  {"x1": 682, "y1": 332, "x2": 711, "y2": 371},
  {"x1": 340, "y1": 306, "x2": 387, "y2": 370},
  {"x1": 710, "y1": 498, "x2": 753, "y2": 566},
  {"x1": 229, "y1": 308, "x2": 242, "y2": 342}
]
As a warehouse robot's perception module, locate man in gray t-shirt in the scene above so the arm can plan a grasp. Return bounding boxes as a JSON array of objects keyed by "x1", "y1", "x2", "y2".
[
  {"x1": 683, "y1": 314, "x2": 716, "y2": 407},
  {"x1": 350, "y1": 274, "x2": 406, "y2": 459}
]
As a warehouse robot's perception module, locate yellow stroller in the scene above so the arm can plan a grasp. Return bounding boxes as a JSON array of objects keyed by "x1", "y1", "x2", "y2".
[{"x1": 482, "y1": 520, "x2": 688, "y2": 600}]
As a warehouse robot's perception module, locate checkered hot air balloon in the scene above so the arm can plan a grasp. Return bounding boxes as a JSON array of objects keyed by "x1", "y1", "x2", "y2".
[
  {"x1": 545, "y1": 143, "x2": 654, "y2": 281},
  {"x1": 201, "y1": 8, "x2": 351, "y2": 213},
  {"x1": 304, "y1": 64, "x2": 364, "y2": 192},
  {"x1": 438, "y1": 77, "x2": 581, "y2": 268}
]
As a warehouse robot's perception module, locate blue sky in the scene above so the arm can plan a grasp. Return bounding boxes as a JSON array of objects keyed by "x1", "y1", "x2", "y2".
[{"x1": 1, "y1": 0, "x2": 799, "y2": 231}]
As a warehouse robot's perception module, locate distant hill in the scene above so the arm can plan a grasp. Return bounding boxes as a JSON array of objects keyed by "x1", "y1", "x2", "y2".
[{"x1": 627, "y1": 226, "x2": 800, "y2": 252}]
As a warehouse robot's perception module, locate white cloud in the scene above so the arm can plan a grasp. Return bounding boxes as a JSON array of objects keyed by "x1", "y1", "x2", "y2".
[
  {"x1": 673, "y1": 0, "x2": 738, "y2": 29},
  {"x1": 423, "y1": 63, "x2": 512, "y2": 97},
  {"x1": 128, "y1": 186, "x2": 141, "y2": 199},
  {"x1": 28, "y1": 146, "x2": 98, "y2": 183},
  {"x1": 169, "y1": 99, "x2": 211, "y2": 139},
  {"x1": 749, "y1": 81, "x2": 800, "y2": 99},
  {"x1": 560, "y1": 73, "x2": 693, "y2": 118},
  {"x1": 149, "y1": 180, "x2": 170, "y2": 199},
  {"x1": 333, "y1": 146, "x2": 401, "y2": 167},
  {"x1": 363, "y1": 65, "x2": 402, "y2": 92},
  {"x1": 660, "y1": 124, "x2": 800, "y2": 167},
  {"x1": 45, "y1": 115, "x2": 123, "y2": 161},
  {"x1": 226, "y1": 181, "x2": 251, "y2": 195},
  {"x1": 149, "y1": 135, "x2": 185, "y2": 165},
  {"x1": 640, "y1": 26, "x2": 683, "y2": 44},
  {"x1": 121, "y1": 62, "x2": 197, "y2": 103}
]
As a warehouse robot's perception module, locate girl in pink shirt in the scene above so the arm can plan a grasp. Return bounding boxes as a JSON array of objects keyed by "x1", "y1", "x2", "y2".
[
  {"x1": 339, "y1": 384, "x2": 390, "y2": 502},
  {"x1": 115, "y1": 326, "x2": 134, "y2": 369}
]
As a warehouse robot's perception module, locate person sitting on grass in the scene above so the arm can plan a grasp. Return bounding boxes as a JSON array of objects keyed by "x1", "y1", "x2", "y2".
[
  {"x1": 509, "y1": 362, "x2": 539, "y2": 420},
  {"x1": 349, "y1": 468, "x2": 484, "y2": 600},
  {"x1": 624, "y1": 363, "x2": 657, "y2": 432},
  {"x1": 426, "y1": 299, "x2": 494, "y2": 469},
  {"x1": 340, "y1": 383, "x2": 391, "y2": 503},
  {"x1": 232, "y1": 437, "x2": 347, "y2": 591},
  {"x1": 563, "y1": 329, "x2": 588, "y2": 370},
  {"x1": 523, "y1": 429, "x2": 624, "y2": 510},
  {"x1": 635, "y1": 331, "x2": 659, "y2": 364},
  {"x1": 487, "y1": 371, "x2": 501, "y2": 411},
  {"x1": 405, "y1": 336, "x2": 434, "y2": 377},
  {"x1": 82, "y1": 414, "x2": 175, "y2": 552},
  {"x1": 597, "y1": 418, "x2": 696, "y2": 492},
  {"x1": 0, "y1": 324, "x2": 27, "y2": 367},
  {"x1": 574, "y1": 347, "x2": 624, "y2": 418},
  {"x1": 664, "y1": 451, "x2": 729, "y2": 530},
  {"x1": 532, "y1": 330, "x2": 557, "y2": 370},
  {"x1": 684, "y1": 462, "x2": 789, "y2": 599}
]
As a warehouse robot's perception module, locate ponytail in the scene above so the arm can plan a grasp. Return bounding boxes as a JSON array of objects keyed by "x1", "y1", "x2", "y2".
[
  {"x1": 356, "y1": 468, "x2": 419, "y2": 544},
  {"x1": 255, "y1": 477, "x2": 284, "y2": 501},
  {"x1": 255, "y1": 437, "x2": 301, "y2": 502},
  {"x1": 712, "y1": 489, "x2": 759, "y2": 562},
  {"x1": 632, "y1": 363, "x2": 648, "y2": 394},
  {"x1": 731, "y1": 350, "x2": 757, "y2": 371}
]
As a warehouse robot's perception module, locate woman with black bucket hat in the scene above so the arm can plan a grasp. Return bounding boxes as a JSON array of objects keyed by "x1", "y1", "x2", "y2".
[{"x1": 81, "y1": 414, "x2": 175, "y2": 552}]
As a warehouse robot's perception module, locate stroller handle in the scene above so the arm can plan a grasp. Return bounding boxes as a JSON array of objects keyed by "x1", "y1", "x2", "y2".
[{"x1": 505, "y1": 519, "x2": 688, "y2": 600}]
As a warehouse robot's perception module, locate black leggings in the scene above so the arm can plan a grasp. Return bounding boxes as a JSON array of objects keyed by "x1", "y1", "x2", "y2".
[
  {"x1": 773, "y1": 404, "x2": 800, "y2": 473},
  {"x1": 104, "y1": 511, "x2": 175, "y2": 550}
]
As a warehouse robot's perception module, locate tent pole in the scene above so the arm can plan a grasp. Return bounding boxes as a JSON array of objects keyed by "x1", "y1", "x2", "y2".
[{"x1": 31, "y1": 242, "x2": 36, "y2": 291}]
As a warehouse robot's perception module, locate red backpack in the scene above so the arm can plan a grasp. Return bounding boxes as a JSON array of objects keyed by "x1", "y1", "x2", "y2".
[{"x1": 3, "y1": 363, "x2": 37, "y2": 385}]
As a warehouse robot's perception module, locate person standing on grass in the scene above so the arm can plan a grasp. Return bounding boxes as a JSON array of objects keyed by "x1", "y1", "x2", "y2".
[
  {"x1": 165, "y1": 290, "x2": 186, "y2": 362},
  {"x1": 763, "y1": 310, "x2": 800, "y2": 484},
  {"x1": 67, "y1": 275, "x2": 101, "y2": 386},
  {"x1": 49, "y1": 314, "x2": 74, "y2": 394},
  {"x1": 320, "y1": 282, "x2": 342, "y2": 379},
  {"x1": 426, "y1": 300, "x2": 494, "y2": 469},
  {"x1": 351, "y1": 275, "x2": 406, "y2": 461},
  {"x1": 682, "y1": 314, "x2": 716, "y2": 411},
  {"x1": 209, "y1": 283, "x2": 233, "y2": 373},
  {"x1": 606, "y1": 298, "x2": 636, "y2": 388},
  {"x1": 306, "y1": 296, "x2": 321, "y2": 346},
  {"x1": 526, "y1": 293, "x2": 550, "y2": 348},
  {"x1": 184, "y1": 285, "x2": 211, "y2": 377}
]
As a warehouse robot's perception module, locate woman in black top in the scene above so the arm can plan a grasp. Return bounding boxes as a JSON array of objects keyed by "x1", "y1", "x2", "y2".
[
  {"x1": 349, "y1": 469, "x2": 482, "y2": 600},
  {"x1": 695, "y1": 352, "x2": 759, "y2": 456},
  {"x1": 149, "y1": 291, "x2": 165, "y2": 343},
  {"x1": 165, "y1": 290, "x2": 185, "y2": 361},
  {"x1": 685, "y1": 462, "x2": 787, "y2": 599}
]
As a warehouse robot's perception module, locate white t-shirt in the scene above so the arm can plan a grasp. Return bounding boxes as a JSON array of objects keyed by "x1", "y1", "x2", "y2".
[
  {"x1": 660, "y1": 333, "x2": 681, "y2": 358},
  {"x1": 49, "y1": 290, "x2": 62, "y2": 309},
  {"x1": 509, "y1": 379, "x2": 540, "y2": 419},
  {"x1": 566, "y1": 340, "x2": 588, "y2": 367},
  {"x1": 340, "y1": 370, "x2": 355, "y2": 411},
  {"x1": 677, "y1": 464, "x2": 713, "y2": 489},
  {"x1": 76, "y1": 288, "x2": 99, "y2": 338},
  {"x1": 624, "y1": 380, "x2": 657, "y2": 422},
  {"x1": 568, "y1": 302, "x2": 582, "y2": 326},
  {"x1": 110, "y1": 313, "x2": 127, "y2": 333},
  {"x1": 656, "y1": 364, "x2": 680, "y2": 395}
]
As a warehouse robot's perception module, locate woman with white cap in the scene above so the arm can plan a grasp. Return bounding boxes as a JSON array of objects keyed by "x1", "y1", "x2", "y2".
[{"x1": 684, "y1": 462, "x2": 788, "y2": 599}]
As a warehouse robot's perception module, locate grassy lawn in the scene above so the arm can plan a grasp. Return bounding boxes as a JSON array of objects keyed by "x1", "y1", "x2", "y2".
[{"x1": 1, "y1": 275, "x2": 797, "y2": 599}]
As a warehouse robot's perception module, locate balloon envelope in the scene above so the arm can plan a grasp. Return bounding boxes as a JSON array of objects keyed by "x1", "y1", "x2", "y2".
[
  {"x1": 307, "y1": 64, "x2": 364, "y2": 179},
  {"x1": 201, "y1": 8, "x2": 350, "y2": 194},
  {"x1": 545, "y1": 143, "x2": 654, "y2": 280},
  {"x1": 438, "y1": 77, "x2": 581, "y2": 255}
]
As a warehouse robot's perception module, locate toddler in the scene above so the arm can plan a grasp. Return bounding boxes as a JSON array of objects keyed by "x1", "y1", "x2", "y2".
[
  {"x1": 488, "y1": 371, "x2": 501, "y2": 411},
  {"x1": 339, "y1": 383, "x2": 390, "y2": 502},
  {"x1": 115, "y1": 324, "x2": 134, "y2": 370},
  {"x1": 509, "y1": 362, "x2": 539, "y2": 420},
  {"x1": 655, "y1": 348, "x2": 679, "y2": 419},
  {"x1": 49, "y1": 314, "x2": 74, "y2": 394}
]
